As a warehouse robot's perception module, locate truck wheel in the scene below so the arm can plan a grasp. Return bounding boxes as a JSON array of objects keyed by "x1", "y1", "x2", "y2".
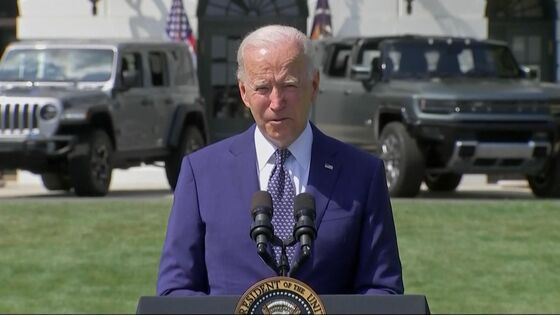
[
  {"x1": 69, "y1": 130, "x2": 113, "y2": 197},
  {"x1": 424, "y1": 173, "x2": 462, "y2": 192},
  {"x1": 527, "y1": 154, "x2": 560, "y2": 198},
  {"x1": 41, "y1": 173, "x2": 72, "y2": 191},
  {"x1": 165, "y1": 126, "x2": 205, "y2": 190},
  {"x1": 379, "y1": 122, "x2": 425, "y2": 197}
]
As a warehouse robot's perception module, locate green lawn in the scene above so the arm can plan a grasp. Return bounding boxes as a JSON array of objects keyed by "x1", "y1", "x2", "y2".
[{"x1": 0, "y1": 198, "x2": 558, "y2": 314}]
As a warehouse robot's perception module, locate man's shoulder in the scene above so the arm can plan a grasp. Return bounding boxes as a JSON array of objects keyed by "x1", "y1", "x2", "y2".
[{"x1": 188, "y1": 127, "x2": 253, "y2": 161}]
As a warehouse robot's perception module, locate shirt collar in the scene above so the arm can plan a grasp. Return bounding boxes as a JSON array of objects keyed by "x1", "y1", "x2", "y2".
[{"x1": 254, "y1": 122, "x2": 313, "y2": 171}]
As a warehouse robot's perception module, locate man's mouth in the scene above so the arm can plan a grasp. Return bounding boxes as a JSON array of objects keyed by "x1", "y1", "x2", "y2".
[{"x1": 269, "y1": 118, "x2": 288, "y2": 123}]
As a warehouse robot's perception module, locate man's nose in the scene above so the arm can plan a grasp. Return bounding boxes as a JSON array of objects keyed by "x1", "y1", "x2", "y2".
[{"x1": 269, "y1": 86, "x2": 285, "y2": 110}]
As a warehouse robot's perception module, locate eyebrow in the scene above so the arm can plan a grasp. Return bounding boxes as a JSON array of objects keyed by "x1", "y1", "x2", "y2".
[
  {"x1": 284, "y1": 77, "x2": 299, "y2": 84},
  {"x1": 248, "y1": 75, "x2": 300, "y2": 89}
]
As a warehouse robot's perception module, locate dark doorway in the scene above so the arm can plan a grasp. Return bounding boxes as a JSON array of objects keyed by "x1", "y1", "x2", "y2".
[
  {"x1": 0, "y1": 0, "x2": 18, "y2": 57},
  {"x1": 487, "y1": 0, "x2": 556, "y2": 82},
  {"x1": 197, "y1": 0, "x2": 308, "y2": 142}
]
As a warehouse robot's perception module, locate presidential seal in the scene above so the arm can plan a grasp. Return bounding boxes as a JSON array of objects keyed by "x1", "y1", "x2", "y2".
[{"x1": 235, "y1": 277, "x2": 326, "y2": 314}]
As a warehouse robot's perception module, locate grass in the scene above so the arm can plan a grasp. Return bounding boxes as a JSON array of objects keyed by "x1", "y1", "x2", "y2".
[
  {"x1": 0, "y1": 200, "x2": 171, "y2": 314},
  {"x1": 393, "y1": 199, "x2": 560, "y2": 314},
  {"x1": 0, "y1": 198, "x2": 559, "y2": 313}
]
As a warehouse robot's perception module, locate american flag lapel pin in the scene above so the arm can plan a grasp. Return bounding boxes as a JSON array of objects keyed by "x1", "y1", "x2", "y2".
[{"x1": 324, "y1": 163, "x2": 334, "y2": 170}]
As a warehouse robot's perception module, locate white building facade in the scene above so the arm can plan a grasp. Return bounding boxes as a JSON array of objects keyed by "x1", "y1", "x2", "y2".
[
  {"x1": 16, "y1": 0, "x2": 488, "y2": 40},
  {"x1": 12, "y1": 0, "x2": 560, "y2": 82}
]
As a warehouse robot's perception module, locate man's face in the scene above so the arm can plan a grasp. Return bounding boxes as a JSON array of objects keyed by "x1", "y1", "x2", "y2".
[{"x1": 238, "y1": 41, "x2": 319, "y2": 148}]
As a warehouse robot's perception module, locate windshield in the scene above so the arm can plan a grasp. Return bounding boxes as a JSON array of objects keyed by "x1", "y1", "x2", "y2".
[
  {"x1": 0, "y1": 48, "x2": 114, "y2": 82},
  {"x1": 382, "y1": 41, "x2": 522, "y2": 80}
]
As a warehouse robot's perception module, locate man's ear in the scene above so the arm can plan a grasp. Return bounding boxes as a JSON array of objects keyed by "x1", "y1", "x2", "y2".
[
  {"x1": 311, "y1": 70, "x2": 320, "y2": 103},
  {"x1": 238, "y1": 80, "x2": 250, "y2": 108}
]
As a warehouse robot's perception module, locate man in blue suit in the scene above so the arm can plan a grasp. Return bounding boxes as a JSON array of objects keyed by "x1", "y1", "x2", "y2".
[{"x1": 157, "y1": 25, "x2": 403, "y2": 296}]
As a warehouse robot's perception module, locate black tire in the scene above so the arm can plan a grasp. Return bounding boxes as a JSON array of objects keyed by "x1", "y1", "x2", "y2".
[
  {"x1": 379, "y1": 122, "x2": 425, "y2": 197},
  {"x1": 40, "y1": 173, "x2": 72, "y2": 191},
  {"x1": 69, "y1": 130, "x2": 113, "y2": 197},
  {"x1": 165, "y1": 126, "x2": 205, "y2": 190},
  {"x1": 527, "y1": 154, "x2": 560, "y2": 198},
  {"x1": 424, "y1": 173, "x2": 462, "y2": 192}
]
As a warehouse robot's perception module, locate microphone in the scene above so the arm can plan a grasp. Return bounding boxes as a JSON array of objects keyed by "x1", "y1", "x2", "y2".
[
  {"x1": 293, "y1": 193, "x2": 317, "y2": 257},
  {"x1": 250, "y1": 191, "x2": 280, "y2": 275},
  {"x1": 250, "y1": 191, "x2": 274, "y2": 253}
]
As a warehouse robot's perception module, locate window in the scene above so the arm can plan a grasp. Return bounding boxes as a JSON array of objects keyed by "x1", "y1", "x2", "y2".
[
  {"x1": 0, "y1": 49, "x2": 113, "y2": 82},
  {"x1": 149, "y1": 52, "x2": 168, "y2": 87},
  {"x1": 172, "y1": 48, "x2": 195, "y2": 85},
  {"x1": 121, "y1": 52, "x2": 143, "y2": 88},
  {"x1": 205, "y1": 0, "x2": 301, "y2": 16},
  {"x1": 326, "y1": 45, "x2": 352, "y2": 77}
]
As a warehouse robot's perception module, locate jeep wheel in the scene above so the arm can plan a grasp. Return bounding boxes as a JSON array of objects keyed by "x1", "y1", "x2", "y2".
[
  {"x1": 527, "y1": 154, "x2": 560, "y2": 198},
  {"x1": 379, "y1": 122, "x2": 425, "y2": 197},
  {"x1": 41, "y1": 173, "x2": 72, "y2": 191},
  {"x1": 424, "y1": 173, "x2": 462, "y2": 192},
  {"x1": 69, "y1": 130, "x2": 113, "y2": 197},
  {"x1": 165, "y1": 126, "x2": 205, "y2": 190}
]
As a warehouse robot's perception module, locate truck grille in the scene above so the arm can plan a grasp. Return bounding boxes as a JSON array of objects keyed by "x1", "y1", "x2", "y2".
[{"x1": 0, "y1": 103, "x2": 40, "y2": 135}]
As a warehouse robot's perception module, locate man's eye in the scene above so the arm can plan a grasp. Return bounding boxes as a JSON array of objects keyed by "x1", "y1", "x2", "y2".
[{"x1": 255, "y1": 86, "x2": 270, "y2": 93}]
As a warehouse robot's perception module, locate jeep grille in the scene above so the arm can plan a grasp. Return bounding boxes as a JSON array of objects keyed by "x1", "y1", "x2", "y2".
[{"x1": 0, "y1": 103, "x2": 40, "y2": 135}]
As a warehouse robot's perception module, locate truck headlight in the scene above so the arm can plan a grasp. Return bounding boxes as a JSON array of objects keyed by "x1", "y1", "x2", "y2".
[
  {"x1": 40, "y1": 104, "x2": 58, "y2": 120},
  {"x1": 418, "y1": 99, "x2": 457, "y2": 114}
]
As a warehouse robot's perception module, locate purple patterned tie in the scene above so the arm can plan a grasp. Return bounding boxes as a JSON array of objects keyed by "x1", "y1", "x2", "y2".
[{"x1": 268, "y1": 149, "x2": 296, "y2": 262}]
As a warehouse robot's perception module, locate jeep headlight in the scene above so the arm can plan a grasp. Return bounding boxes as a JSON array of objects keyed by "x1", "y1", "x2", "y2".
[{"x1": 40, "y1": 104, "x2": 58, "y2": 120}]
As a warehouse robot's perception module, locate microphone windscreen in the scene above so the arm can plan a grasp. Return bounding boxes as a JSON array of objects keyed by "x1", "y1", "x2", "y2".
[
  {"x1": 251, "y1": 191, "x2": 273, "y2": 214},
  {"x1": 294, "y1": 193, "x2": 315, "y2": 213}
]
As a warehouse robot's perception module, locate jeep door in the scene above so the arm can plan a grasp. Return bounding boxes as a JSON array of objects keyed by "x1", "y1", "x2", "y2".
[
  {"x1": 312, "y1": 41, "x2": 379, "y2": 152},
  {"x1": 145, "y1": 50, "x2": 176, "y2": 148},
  {"x1": 113, "y1": 51, "x2": 160, "y2": 150}
]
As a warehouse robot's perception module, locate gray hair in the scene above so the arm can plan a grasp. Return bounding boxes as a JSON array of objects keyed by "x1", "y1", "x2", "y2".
[{"x1": 236, "y1": 24, "x2": 316, "y2": 81}]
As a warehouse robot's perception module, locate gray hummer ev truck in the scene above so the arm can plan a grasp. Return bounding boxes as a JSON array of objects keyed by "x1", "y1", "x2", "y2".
[
  {"x1": 313, "y1": 35, "x2": 560, "y2": 197},
  {"x1": 0, "y1": 39, "x2": 207, "y2": 196}
]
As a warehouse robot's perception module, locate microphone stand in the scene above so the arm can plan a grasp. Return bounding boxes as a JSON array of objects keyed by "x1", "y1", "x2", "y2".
[
  {"x1": 254, "y1": 229, "x2": 314, "y2": 277},
  {"x1": 271, "y1": 235, "x2": 314, "y2": 277},
  {"x1": 271, "y1": 235, "x2": 290, "y2": 276},
  {"x1": 256, "y1": 243, "x2": 281, "y2": 276},
  {"x1": 288, "y1": 244, "x2": 310, "y2": 278}
]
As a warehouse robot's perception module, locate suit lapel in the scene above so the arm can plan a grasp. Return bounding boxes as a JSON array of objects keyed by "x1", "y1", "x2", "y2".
[
  {"x1": 230, "y1": 125, "x2": 281, "y2": 262},
  {"x1": 306, "y1": 124, "x2": 341, "y2": 231}
]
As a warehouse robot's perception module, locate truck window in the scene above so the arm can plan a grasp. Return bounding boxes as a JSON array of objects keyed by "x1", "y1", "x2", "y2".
[
  {"x1": 172, "y1": 48, "x2": 195, "y2": 85},
  {"x1": 120, "y1": 52, "x2": 143, "y2": 88},
  {"x1": 326, "y1": 45, "x2": 351, "y2": 77},
  {"x1": 149, "y1": 51, "x2": 168, "y2": 87},
  {"x1": 384, "y1": 41, "x2": 521, "y2": 79},
  {"x1": 0, "y1": 49, "x2": 113, "y2": 82}
]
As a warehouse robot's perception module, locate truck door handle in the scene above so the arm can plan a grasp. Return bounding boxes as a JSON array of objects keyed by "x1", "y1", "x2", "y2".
[
  {"x1": 164, "y1": 98, "x2": 173, "y2": 105},
  {"x1": 344, "y1": 90, "x2": 352, "y2": 95}
]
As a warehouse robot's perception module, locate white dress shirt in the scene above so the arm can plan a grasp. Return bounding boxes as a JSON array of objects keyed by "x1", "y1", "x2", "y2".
[{"x1": 254, "y1": 122, "x2": 313, "y2": 194}]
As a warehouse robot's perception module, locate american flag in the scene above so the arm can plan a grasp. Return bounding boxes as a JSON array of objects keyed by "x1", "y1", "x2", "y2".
[
  {"x1": 310, "y1": 0, "x2": 333, "y2": 40},
  {"x1": 166, "y1": 0, "x2": 196, "y2": 51}
]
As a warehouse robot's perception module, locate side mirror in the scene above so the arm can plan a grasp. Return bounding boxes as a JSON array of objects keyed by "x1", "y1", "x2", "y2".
[
  {"x1": 350, "y1": 65, "x2": 371, "y2": 81},
  {"x1": 520, "y1": 66, "x2": 539, "y2": 80},
  {"x1": 370, "y1": 57, "x2": 382, "y2": 82}
]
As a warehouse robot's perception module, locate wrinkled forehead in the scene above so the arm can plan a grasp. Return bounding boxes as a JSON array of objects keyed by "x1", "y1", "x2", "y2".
[
  {"x1": 243, "y1": 42, "x2": 305, "y2": 72},
  {"x1": 244, "y1": 39, "x2": 302, "y2": 58}
]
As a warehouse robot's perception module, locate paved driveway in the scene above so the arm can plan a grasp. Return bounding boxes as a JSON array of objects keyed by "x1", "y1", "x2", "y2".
[{"x1": 0, "y1": 166, "x2": 533, "y2": 200}]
